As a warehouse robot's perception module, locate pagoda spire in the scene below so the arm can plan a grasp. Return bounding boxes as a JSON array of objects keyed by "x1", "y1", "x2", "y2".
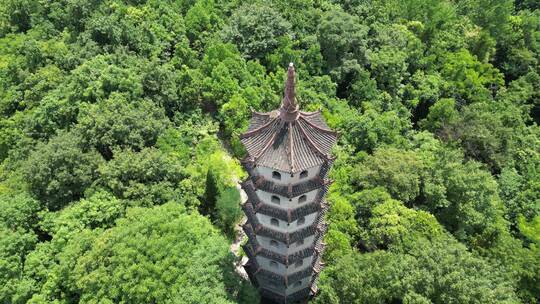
[{"x1": 280, "y1": 63, "x2": 298, "y2": 119}]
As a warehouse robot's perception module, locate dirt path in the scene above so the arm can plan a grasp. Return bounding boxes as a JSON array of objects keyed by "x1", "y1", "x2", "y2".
[
  {"x1": 230, "y1": 181, "x2": 249, "y2": 279},
  {"x1": 222, "y1": 152, "x2": 249, "y2": 279}
]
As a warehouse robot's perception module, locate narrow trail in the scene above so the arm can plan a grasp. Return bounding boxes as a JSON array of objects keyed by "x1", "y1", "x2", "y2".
[
  {"x1": 220, "y1": 145, "x2": 249, "y2": 279},
  {"x1": 230, "y1": 177, "x2": 248, "y2": 280}
]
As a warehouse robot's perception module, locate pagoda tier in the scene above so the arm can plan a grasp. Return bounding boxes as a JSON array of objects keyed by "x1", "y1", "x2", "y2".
[
  {"x1": 239, "y1": 63, "x2": 337, "y2": 304},
  {"x1": 242, "y1": 245, "x2": 324, "y2": 288},
  {"x1": 242, "y1": 224, "x2": 326, "y2": 266}
]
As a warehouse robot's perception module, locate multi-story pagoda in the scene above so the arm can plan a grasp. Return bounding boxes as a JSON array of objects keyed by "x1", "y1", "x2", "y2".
[{"x1": 240, "y1": 63, "x2": 338, "y2": 303}]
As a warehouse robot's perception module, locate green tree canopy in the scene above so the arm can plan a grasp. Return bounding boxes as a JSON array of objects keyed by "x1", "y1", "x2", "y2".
[{"x1": 23, "y1": 132, "x2": 103, "y2": 210}]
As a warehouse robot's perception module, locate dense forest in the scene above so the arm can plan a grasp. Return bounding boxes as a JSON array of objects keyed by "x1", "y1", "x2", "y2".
[{"x1": 0, "y1": 0, "x2": 539, "y2": 303}]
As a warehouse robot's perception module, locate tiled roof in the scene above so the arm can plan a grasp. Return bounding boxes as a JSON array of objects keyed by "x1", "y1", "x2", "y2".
[{"x1": 240, "y1": 64, "x2": 338, "y2": 173}]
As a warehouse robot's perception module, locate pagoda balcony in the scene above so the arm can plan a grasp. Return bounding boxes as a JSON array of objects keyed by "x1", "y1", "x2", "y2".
[
  {"x1": 243, "y1": 226, "x2": 326, "y2": 266},
  {"x1": 243, "y1": 260, "x2": 260, "y2": 288},
  {"x1": 287, "y1": 287, "x2": 312, "y2": 303},
  {"x1": 245, "y1": 236, "x2": 325, "y2": 285},
  {"x1": 242, "y1": 158, "x2": 335, "y2": 182},
  {"x1": 251, "y1": 261, "x2": 318, "y2": 287},
  {"x1": 241, "y1": 174, "x2": 332, "y2": 199},
  {"x1": 286, "y1": 267, "x2": 314, "y2": 283},
  {"x1": 259, "y1": 288, "x2": 286, "y2": 304},
  {"x1": 317, "y1": 158, "x2": 334, "y2": 180},
  {"x1": 251, "y1": 250, "x2": 323, "y2": 286},
  {"x1": 242, "y1": 201, "x2": 261, "y2": 228},
  {"x1": 243, "y1": 199, "x2": 328, "y2": 238},
  {"x1": 310, "y1": 269, "x2": 322, "y2": 291},
  {"x1": 246, "y1": 198, "x2": 327, "y2": 223},
  {"x1": 311, "y1": 249, "x2": 325, "y2": 273},
  {"x1": 243, "y1": 187, "x2": 330, "y2": 223},
  {"x1": 242, "y1": 223, "x2": 259, "y2": 249},
  {"x1": 256, "y1": 268, "x2": 287, "y2": 285},
  {"x1": 247, "y1": 208, "x2": 328, "y2": 245},
  {"x1": 258, "y1": 285, "x2": 312, "y2": 304},
  {"x1": 242, "y1": 244, "x2": 260, "y2": 268}
]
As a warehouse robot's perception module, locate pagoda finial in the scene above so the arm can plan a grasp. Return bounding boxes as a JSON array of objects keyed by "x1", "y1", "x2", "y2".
[{"x1": 280, "y1": 63, "x2": 298, "y2": 119}]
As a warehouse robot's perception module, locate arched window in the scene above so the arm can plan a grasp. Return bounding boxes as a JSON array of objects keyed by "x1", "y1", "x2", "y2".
[
  {"x1": 300, "y1": 170, "x2": 308, "y2": 179},
  {"x1": 295, "y1": 260, "x2": 303, "y2": 268},
  {"x1": 298, "y1": 195, "x2": 307, "y2": 204},
  {"x1": 270, "y1": 218, "x2": 279, "y2": 227},
  {"x1": 270, "y1": 240, "x2": 279, "y2": 247},
  {"x1": 297, "y1": 217, "x2": 305, "y2": 226},
  {"x1": 270, "y1": 261, "x2": 278, "y2": 268},
  {"x1": 296, "y1": 238, "x2": 304, "y2": 246},
  {"x1": 272, "y1": 171, "x2": 281, "y2": 180},
  {"x1": 271, "y1": 195, "x2": 280, "y2": 204},
  {"x1": 294, "y1": 281, "x2": 302, "y2": 287}
]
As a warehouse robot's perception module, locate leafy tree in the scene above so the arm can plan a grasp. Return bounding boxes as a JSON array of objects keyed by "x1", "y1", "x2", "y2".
[
  {"x1": 344, "y1": 107, "x2": 411, "y2": 153},
  {"x1": 40, "y1": 191, "x2": 125, "y2": 235},
  {"x1": 76, "y1": 93, "x2": 169, "y2": 159},
  {"x1": 317, "y1": 9, "x2": 368, "y2": 88},
  {"x1": 440, "y1": 99, "x2": 533, "y2": 173},
  {"x1": 215, "y1": 186, "x2": 242, "y2": 237},
  {"x1": 519, "y1": 215, "x2": 540, "y2": 245},
  {"x1": 0, "y1": 192, "x2": 40, "y2": 230},
  {"x1": 456, "y1": 0, "x2": 514, "y2": 46},
  {"x1": 440, "y1": 49, "x2": 504, "y2": 104},
  {"x1": 73, "y1": 203, "x2": 250, "y2": 303},
  {"x1": 367, "y1": 23, "x2": 423, "y2": 97},
  {"x1": 185, "y1": 0, "x2": 223, "y2": 52},
  {"x1": 222, "y1": 3, "x2": 292, "y2": 60},
  {"x1": 202, "y1": 168, "x2": 219, "y2": 216},
  {"x1": 352, "y1": 148, "x2": 423, "y2": 203},
  {"x1": 0, "y1": 226, "x2": 38, "y2": 304},
  {"x1": 323, "y1": 229, "x2": 353, "y2": 264},
  {"x1": 83, "y1": 0, "x2": 187, "y2": 57},
  {"x1": 18, "y1": 192, "x2": 125, "y2": 303},
  {"x1": 499, "y1": 167, "x2": 540, "y2": 228},
  {"x1": 24, "y1": 131, "x2": 103, "y2": 210},
  {"x1": 367, "y1": 199, "x2": 443, "y2": 249},
  {"x1": 326, "y1": 192, "x2": 359, "y2": 241},
  {"x1": 315, "y1": 235, "x2": 520, "y2": 304},
  {"x1": 95, "y1": 148, "x2": 186, "y2": 207},
  {"x1": 0, "y1": 0, "x2": 39, "y2": 34},
  {"x1": 421, "y1": 98, "x2": 459, "y2": 139},
  {"x1": 413, "y1": 136, "x2": 508, "y2": 247}
]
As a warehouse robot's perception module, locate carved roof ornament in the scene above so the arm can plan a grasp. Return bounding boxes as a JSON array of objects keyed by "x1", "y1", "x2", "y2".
[{"x1": 240, "y1": 63, "x2": 338, "y2": 174}]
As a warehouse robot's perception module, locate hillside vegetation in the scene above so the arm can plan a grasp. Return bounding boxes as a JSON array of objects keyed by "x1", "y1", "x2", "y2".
[{"x1": 0, "y1": 0, "x2": 539, "y2": 303}]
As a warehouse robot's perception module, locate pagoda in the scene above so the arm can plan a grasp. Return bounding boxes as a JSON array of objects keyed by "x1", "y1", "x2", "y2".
[{"x1": 240, "y1": 63, "x2": 338, "y2": 303}]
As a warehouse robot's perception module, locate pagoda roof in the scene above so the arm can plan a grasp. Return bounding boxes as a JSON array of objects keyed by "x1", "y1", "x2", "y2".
[{"x1": 240, "y1": 63, "x2": 338, "y2": 174}]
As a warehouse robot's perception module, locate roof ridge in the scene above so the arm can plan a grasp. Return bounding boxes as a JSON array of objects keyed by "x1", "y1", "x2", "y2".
[
  {"x1": 251, "y1": 110, "x2": 271, "y2": 116},
  {"x1": 298, "y1": 115, "x2": 337, "y2": 135},
  {"x1": 240, "y1": 117, "x2": 277, "y2": 138},
  {"x1": 287, "y1": 122, "x2": 295, "y2": 172},
  {"x1": 299, "y1": 110, "x2": 321, "y2": 117},
  {"x1": 254, "y1": 124, "x2": 279, "y2": 160},
  {"x1": 296, "y1": 119, "x2": 329, "y2": 159}
]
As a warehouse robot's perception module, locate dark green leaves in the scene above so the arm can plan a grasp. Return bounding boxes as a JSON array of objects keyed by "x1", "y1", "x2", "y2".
[{"x1": 24, "y1": 132, "x2": 103, "y2": 211}]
